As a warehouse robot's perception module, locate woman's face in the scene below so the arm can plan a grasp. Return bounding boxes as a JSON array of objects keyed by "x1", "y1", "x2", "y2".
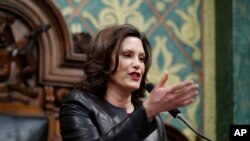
[{"x1": 109, "y1": 36, "x2": 146, "y2": 92}]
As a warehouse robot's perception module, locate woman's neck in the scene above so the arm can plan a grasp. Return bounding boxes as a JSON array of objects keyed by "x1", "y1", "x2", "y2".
[{"x1": 105, "y1": 85, "x2": 134, "y2": 114}]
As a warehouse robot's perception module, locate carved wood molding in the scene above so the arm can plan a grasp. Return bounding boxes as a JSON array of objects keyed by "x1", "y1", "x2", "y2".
[
  {"x1": 0, "y1": 0, "x2": 85, "y2": 87},
  {"x1": 0, "y1": 1, "x2": 87, "y2": 141}
]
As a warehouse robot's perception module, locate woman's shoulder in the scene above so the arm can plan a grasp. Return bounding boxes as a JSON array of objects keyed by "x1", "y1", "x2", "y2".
[
  {"x1": 60, "y1": 89, "x2": 106, "y2": 115},
  {"x1": 62, "y1": 89, "x2": 94, "y2": 107},
  {"x1": 59, "y1": 89, "x2": 95, "y2": 120},
  {"x1": 65, "y1": 89, "x2": 88, "y2": 99}
]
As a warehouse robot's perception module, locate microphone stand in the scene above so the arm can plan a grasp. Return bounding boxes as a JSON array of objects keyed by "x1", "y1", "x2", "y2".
[{"x1": 175, "y1": 113, "x2": 212, "y2": 141}]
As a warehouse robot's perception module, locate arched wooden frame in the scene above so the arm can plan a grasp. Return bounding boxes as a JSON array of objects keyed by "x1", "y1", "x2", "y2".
[{"x1": 0, "y1": 1, "x2": 85, "y2": 87}]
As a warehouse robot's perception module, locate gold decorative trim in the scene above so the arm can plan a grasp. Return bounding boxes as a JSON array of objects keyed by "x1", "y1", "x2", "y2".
[{"x1": 203, "y1": 0, "x2": 216, "y2": 140}]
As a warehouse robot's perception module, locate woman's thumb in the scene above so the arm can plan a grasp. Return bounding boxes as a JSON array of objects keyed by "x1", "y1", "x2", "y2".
[{"x1": 157, "y1": 72, "x2": 169, "y2": 88}]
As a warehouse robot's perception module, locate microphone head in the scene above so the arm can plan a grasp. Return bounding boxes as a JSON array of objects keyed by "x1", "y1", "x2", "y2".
[
  {"x1": 169, "y1": 109, "x2": 181, "y2": 118},
  {"x1": 145, "y1": 83, "x2": 154, "y2": 92}
]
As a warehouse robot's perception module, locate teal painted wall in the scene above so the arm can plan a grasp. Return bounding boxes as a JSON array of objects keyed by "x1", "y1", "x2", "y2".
[
  {"x1": 216, "y1": 0, "x2": 250, "y2": 141},
  {"x1": 52, "y1": 0, "x2": 205, "y2": 140},
  {"x1": 215, "y1": 1, "x2": 233, "y2": 141},
  {"x1": 233, "y1": 0, "x2": 250, "y2": 124}
]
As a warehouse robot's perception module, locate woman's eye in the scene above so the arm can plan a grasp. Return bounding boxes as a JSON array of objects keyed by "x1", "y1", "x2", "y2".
[
  {"x1": 123, "y1": 53, "x2": 132, "y2": 57},
  {"x1": 139, "y1": 56, "x2": 145, "y2": 62}
]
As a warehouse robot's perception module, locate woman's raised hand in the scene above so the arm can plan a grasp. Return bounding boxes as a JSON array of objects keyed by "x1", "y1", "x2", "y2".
[{"x1": 143, "y1": 72, "x2": 199, "y2": 121}]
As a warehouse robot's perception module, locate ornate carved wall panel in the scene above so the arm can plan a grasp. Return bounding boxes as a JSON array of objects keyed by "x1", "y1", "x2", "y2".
[
  {"x1": 1, "y1": 0, "x2": 86, "y2": 88},
  {"x1": 0, "y1": 1, "x2": 89, "y2": 141}
]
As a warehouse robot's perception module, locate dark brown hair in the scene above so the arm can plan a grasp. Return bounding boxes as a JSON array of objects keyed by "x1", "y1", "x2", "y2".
[{"x1": 81, "y1": 24, "x2": 152, "y2": 106}]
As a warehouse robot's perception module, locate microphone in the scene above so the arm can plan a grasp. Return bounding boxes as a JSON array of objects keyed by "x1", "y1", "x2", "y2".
[{"x1": 145, "y1": 83, "x2": 212, "y2": 141}]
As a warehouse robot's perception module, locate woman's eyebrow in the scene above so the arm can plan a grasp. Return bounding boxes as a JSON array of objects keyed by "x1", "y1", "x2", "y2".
[
  {"x1": 139, "y1": 52, "x2": 146, "y2": 56},
  {"x1": 120, "y1": 49, "x2": 145, "y2": 57}
]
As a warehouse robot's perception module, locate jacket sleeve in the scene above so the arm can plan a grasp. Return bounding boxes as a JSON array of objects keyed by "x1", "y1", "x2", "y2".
[{"x1": 59, "y1": 91, "x2": 155, "y2": 141}]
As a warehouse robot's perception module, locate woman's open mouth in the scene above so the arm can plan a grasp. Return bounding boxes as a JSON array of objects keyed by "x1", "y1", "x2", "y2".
[{"x1": 129, "y1": 72, "x2": 141, "y2": 81}]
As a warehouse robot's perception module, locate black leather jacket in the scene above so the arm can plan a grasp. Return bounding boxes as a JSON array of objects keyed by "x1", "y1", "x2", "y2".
[{"x1": 60, "y1": 90, "x2": 168, "y2": 141}]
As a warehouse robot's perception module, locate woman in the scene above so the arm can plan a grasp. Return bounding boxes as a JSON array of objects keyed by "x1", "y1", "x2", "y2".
[{"x1": 59, "y1": 24, "x2": 198, "y2": 141}]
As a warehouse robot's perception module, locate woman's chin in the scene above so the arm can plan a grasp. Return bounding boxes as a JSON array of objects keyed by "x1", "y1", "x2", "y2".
[{"x1": 127, "y1": 83, "x2": 140, "y2": 91}]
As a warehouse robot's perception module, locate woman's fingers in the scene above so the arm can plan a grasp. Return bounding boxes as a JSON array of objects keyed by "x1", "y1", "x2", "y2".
[
  {"x1": 171, "y1": 86, "x2": 198, "y2": 107},
  {"x1": 177, "y1": 90, "x2": 198, "y2": 104},
  {"x1": 173, "y1": 83, "x2": 199, "y2": 99},
  {"x1": 178, "y1": 97, "x2": 195, "y2": 107},
  {"x1": 166, "y1": 80, "x2": 194, "y2": 93},
  {"x1": 162, "y1": 80, "x2": 199, "y2": 108}
]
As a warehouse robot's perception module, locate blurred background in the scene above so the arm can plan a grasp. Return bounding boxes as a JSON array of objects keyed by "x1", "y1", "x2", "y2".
[{"x1": 0, "y1": 0, "x2": 249, "y2": 141}]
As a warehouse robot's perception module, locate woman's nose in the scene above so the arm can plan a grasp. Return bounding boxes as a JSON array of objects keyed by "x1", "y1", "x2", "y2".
[{"x1": 132, "y1": 58, "x2": 141, "y2": 68}]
